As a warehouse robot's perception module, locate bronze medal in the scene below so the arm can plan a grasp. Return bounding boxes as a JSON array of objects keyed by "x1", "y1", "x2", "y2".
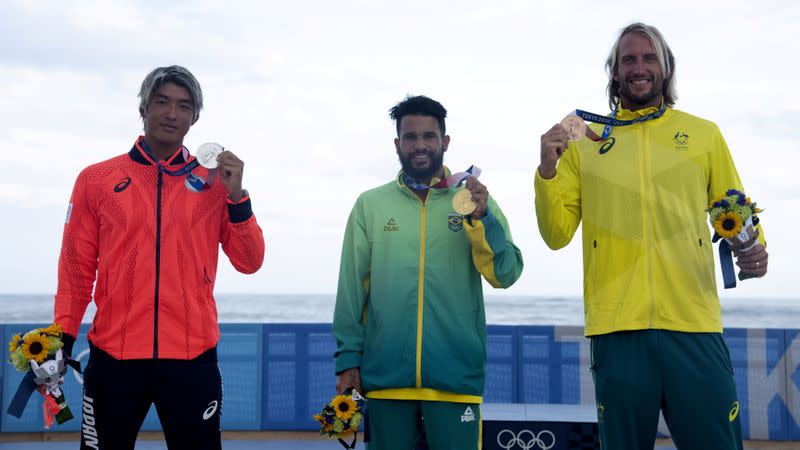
[{"x1": 560, "y1": 115, "x2": 587, "y2": 142}]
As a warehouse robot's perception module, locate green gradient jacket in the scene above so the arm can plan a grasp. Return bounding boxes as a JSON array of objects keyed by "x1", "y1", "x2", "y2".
[
  {"x1": 333, "y1": 170, "x2": 524, "y2": 403},
  {"x1": 535, "y1": 106, "x2": 765, "y2": 336}
]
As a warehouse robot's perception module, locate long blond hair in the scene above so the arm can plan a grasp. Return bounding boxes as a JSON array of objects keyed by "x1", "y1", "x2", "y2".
[{"x1": 605, "y1": 23, "x2": 677, "y2": 110}]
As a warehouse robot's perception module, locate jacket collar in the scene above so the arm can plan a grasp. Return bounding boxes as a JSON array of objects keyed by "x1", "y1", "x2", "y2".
[
  {"x1": 395, "y1": 166, "x2": 453, "y2": 191},
  {"x1": 128, "y1": 136, "x2": 190, "y2": 166},
  {"x1": 616, "y1": 99, "x2": 671, "y2": 121}
]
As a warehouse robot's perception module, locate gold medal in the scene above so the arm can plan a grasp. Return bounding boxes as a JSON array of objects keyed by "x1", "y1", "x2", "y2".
[
  {"x1": 560, "y1": 115, "x2": 587, "y2": 142},
  {"x1": 452, "y1": 189, "x2": 477, "y2": 215}
]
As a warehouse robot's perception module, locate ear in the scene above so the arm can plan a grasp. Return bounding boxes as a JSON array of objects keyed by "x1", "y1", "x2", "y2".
[
  {"x1": 394, "y1": 137, "x2": 401, "y2": 154},
  {"x1": 139, "y1": 107, "x2": 146, "y2": 119},
  {"x1": 442, "y1": 135, "x2": 450, "y2": 152}
]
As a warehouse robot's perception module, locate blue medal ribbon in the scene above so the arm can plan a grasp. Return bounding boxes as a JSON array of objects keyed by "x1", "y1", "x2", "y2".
[
  {"x1": 138, "y1": 138, "x2": 215, "y2": 192},
  {"x1": 403, "y1": 165, "x2": 480, "y2": 191},
  {"x1": 6, "y1": 372, "x2": 36, "y2": 418},
  {"x1": 716, "y1": 238, "x2": 738, "y2": 289},
  {"x1": 572, "y1": 103, "x2": 667, "y2": 139},
  {"x1": 137, "y1": 139, "x2": 199, "y2": 177}
]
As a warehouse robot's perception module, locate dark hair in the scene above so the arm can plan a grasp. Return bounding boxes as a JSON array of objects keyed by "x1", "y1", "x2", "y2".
[{"x1": 389, "y1": 95, "x2": 447, "y2": 136}]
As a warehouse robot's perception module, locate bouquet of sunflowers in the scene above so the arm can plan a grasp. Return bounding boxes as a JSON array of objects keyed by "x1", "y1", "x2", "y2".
[
  {"x1": 7, "y1": 323, "x2": 75, "y2": 428},
  {"x1": 707, "y1": 189, "x2": 763, "y2": 287},
  {"x1": 314, "y1": 387, "x2": 366, "y2": 449}
]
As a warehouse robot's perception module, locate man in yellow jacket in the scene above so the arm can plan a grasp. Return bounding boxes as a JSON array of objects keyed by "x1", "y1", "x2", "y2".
[{"x1": 535, "y1": 23, "x2": 769, "y2": 450}]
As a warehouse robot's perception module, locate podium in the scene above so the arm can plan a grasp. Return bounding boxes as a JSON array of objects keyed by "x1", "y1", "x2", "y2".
[{"x1": 481, "y1": 404, "x2": 599, "y2": 450}]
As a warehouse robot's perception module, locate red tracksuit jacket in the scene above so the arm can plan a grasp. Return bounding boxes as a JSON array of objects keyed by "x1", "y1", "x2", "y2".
[{"x1": 54, "y1": 137, "x2": 265, "y2": 359}]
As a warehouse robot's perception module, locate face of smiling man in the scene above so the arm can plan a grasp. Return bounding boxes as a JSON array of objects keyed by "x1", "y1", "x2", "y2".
[
  {"x1": 614, "y1": 31, "x2": 665, "y2": 111},
  {"x1": 140, "y1": 82, "x2": 194, "y2": 159},
  {"x1": 395, "y1": 114, "x2": 450, "y2": 184}
]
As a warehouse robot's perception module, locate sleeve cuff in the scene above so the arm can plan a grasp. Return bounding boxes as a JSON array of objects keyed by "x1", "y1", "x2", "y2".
[
  {"x1": 334, "y1": 351, "x2": 362, "y2": 374},
  {"x1": 466, "y1": 208, "x2": 497, "y2": 229},
  {"x1": 62, "y1": 333, "x2": 76, "y2": 357},
  {"x1": 227, "y1": 196, "x2": 253, "y2": 223},
  {"x1": 466, "y1": 209, "x2": 506, "y2": 251},
  {"x1": 535, "y1": 168, "x2": 559, "y2": 184}
]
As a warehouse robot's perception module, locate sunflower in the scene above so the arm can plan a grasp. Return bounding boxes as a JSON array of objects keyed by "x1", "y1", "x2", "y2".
[
  {"x1": 21, "y1": 332, "x2": 50, "y2": 363},
  {"x1": 41, "y1": 323, "x2": 62, "y2": 336},
  {"x1": 714, "y1": 212, "x2": 742, "y2": 239},
  {"x1": 330, "y1": 395, "x2": 357, "y2": 421},
  {"x1": 8, "y1": 333, "x2": 22, "y2": 353}
]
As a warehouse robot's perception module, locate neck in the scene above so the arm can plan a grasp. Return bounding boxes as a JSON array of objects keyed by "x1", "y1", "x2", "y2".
[
  {"x1": 620, "y1": 95, "x2": 663, "y2": 112},
  {"x1": 142, "y1": 136, "x2": 179, "y2": 161},
  {"x1": 411, "y1": 168, "x2": 444, "y2": 187}
]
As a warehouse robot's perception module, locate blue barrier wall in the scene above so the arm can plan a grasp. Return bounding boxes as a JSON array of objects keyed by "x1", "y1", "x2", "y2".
[{"x1": 1, "y1": 324, "x2": 799, "y2": 440}]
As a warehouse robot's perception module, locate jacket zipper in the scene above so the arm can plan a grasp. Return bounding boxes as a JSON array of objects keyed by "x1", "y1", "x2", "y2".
[
  {"x1": 153, "y1": 170, "x2": 163, "y2": 358},
  {"x1": 401, "y1": 183, "x2": 429, "y2": 388},
  {"x1": 416, "y1": 202, "x2": 427, "y2": 388},
  {"x1": 640, "y1": 124, "x2": 656, "y2": 327}
]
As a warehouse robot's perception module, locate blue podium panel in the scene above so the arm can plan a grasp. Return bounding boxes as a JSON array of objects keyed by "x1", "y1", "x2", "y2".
[
  {"x1": 485, "y1": 326, "x2": 517, "y2": 403},
  {"x1": 519, "y1": 327, "x2": 553, "y2": 404},
  {"x1": 0, "y1": 324, "x2": 3, "y2": 432},
  {"x1": 3, "y1": 322, "x2": 799, "y2": 440},
  {"x1": 783, "y1": 329, "x2": 800, "y2": 440},
  {"x1": 261, "y1": 323, "x2": 334, "y2": 431},
  {"x1": 217, "y1": 324, "x2": 262, "y2": 430},
  {"x1": 727, "y1": 328, "x2": 788, "y2": 440},
  {"x1": 518, "y1": 327, "x2": 581, "y2": 405},
  {"x1": 1, "y1": 323, "x2": 261, "y2": 433},
  {"x1": 307, "y1": 328, "x2": 336, "y2": 422}
]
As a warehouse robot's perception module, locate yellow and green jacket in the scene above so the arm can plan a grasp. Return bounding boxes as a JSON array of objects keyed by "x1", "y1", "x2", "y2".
[
  {"x1": 535, "y1": 106, "x2": 765, "y2": 336},
  {"x1": 333, "y1": 168, "x2": 523, "y2": 403}
]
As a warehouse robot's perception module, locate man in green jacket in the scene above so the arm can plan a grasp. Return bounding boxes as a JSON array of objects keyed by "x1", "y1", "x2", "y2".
[
  {"x1": 333, "y1": 95, "x2": 523, "y2": 450},
  {"x1": 535, "y1": 23, "x2": 769, "y2": 450}
]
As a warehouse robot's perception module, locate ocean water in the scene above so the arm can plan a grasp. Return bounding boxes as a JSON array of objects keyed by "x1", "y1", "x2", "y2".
[{"x1": 1, "y1": 294, "x2": 798, "y2": 328}]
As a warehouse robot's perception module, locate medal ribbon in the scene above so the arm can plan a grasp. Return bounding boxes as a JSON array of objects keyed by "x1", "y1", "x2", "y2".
[
  {"x1": 570, "y1": 103, "x2": 667, "y2": 140},
  {"x1": 137, "y1": 138, "x2": 216, "y2": 191},
  {"x1": 403, "y1": 165, "x2": 481, "y2": 191},
  {"x1": 137, "y1": 138, "x2": 199, "y2": 176}
]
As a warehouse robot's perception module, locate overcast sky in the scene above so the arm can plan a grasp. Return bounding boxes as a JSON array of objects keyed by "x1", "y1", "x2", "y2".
[{"x1": 1, "y1": 0, "x2": 797, "y2": 301}]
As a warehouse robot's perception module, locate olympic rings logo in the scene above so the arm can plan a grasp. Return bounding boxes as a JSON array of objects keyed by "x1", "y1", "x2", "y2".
[{"x1": 496, "y1": 429, "x2": 556, "y2": 450}]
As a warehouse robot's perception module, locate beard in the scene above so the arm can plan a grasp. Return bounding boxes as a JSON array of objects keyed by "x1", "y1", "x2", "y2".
[
  {"x1": 617, "y1": 78, "x2": 662, "y2": 109},
  {"x1": 398, "y1": 147, "x2": 444, "y2": 181}
]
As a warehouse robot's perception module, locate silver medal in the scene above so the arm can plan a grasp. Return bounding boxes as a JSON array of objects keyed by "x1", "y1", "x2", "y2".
[{"x1": 196, "y1": 142, "x2": 224, "y2": 169}]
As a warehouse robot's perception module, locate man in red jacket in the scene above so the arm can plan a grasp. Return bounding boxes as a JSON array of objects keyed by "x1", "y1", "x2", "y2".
[{"x1": 53, "y1": 65, "x2": 265, "y2": 450}]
